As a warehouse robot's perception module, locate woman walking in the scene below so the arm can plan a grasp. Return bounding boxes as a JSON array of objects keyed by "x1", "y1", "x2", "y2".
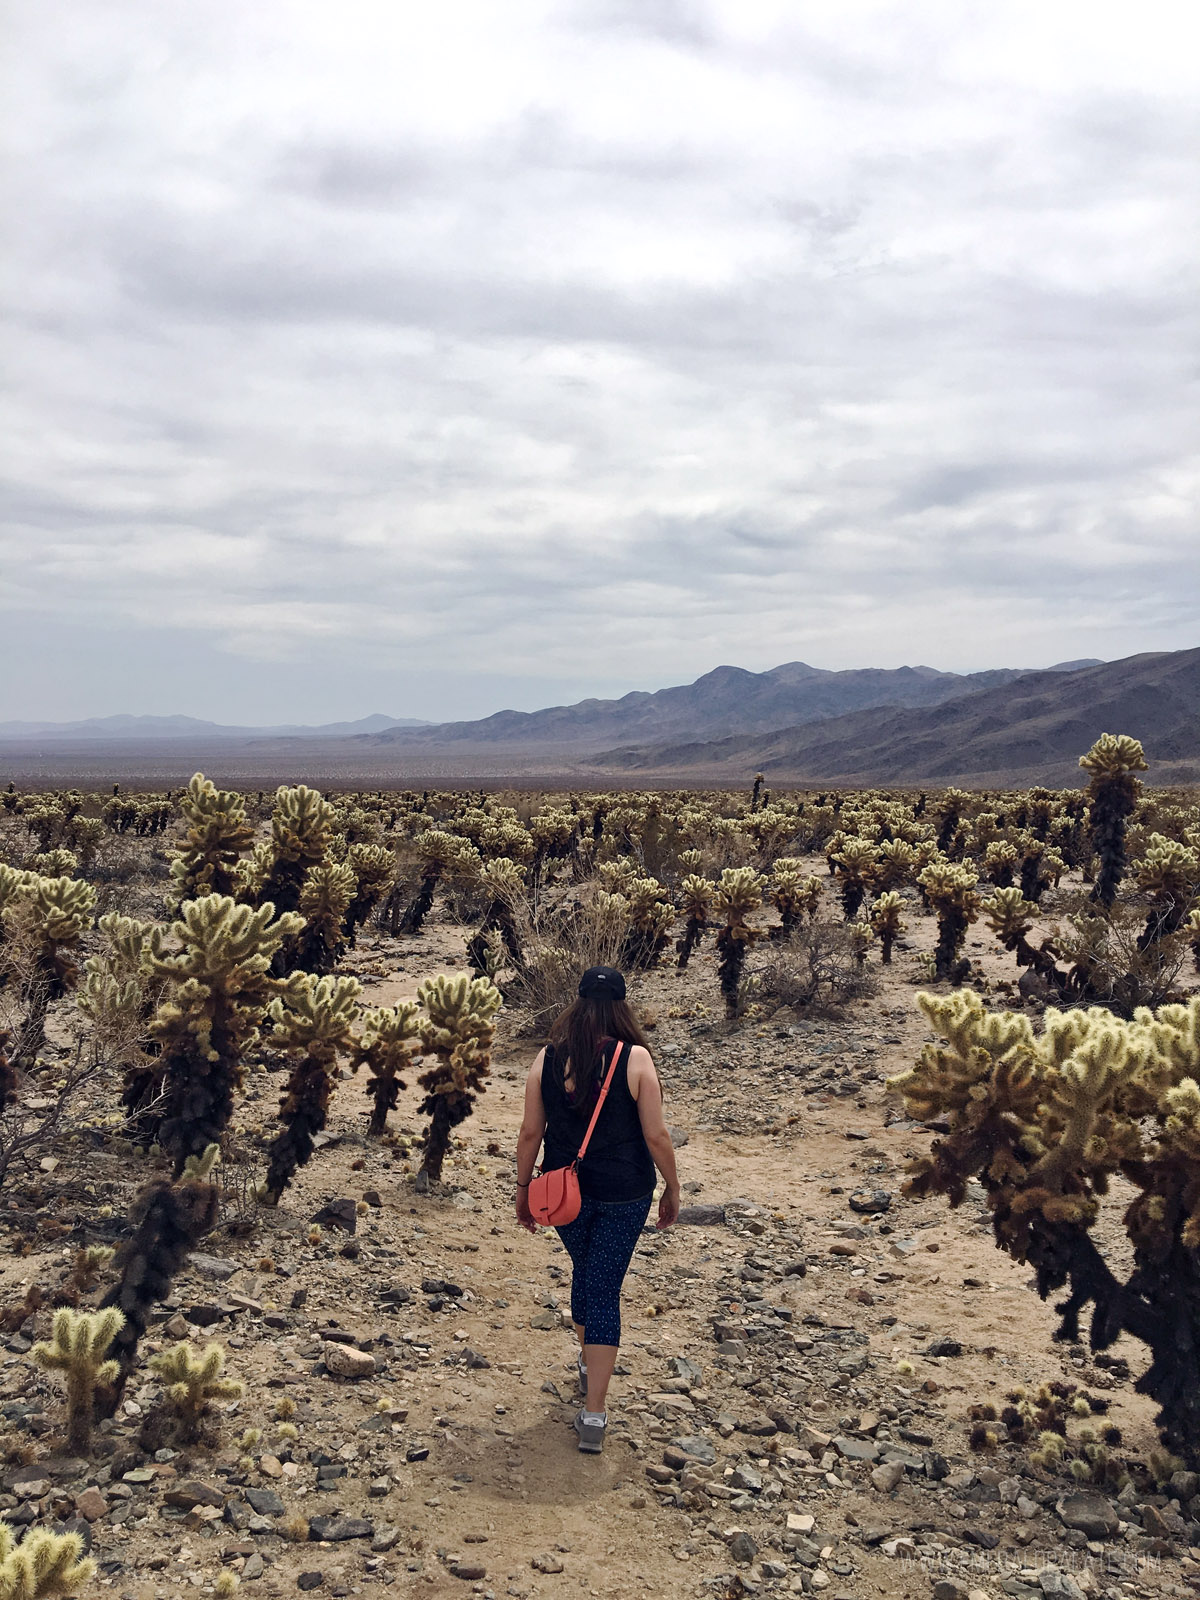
[{"x1": 515, "y1": 966, "x2": 680, "y2": 1453}]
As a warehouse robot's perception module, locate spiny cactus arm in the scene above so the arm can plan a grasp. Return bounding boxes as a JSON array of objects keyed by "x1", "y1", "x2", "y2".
[
  {"x1": 0, "y1": 1523, "x2": 96, "y2": 1598},
  {"x1": 1079, "y1": 733, "x2": 1148, "y2": 778}
]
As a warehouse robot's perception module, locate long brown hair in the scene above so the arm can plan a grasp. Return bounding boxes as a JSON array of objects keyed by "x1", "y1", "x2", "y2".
[{"x1": 546, "y1": 993, "x2": 650, "y2": 1108}]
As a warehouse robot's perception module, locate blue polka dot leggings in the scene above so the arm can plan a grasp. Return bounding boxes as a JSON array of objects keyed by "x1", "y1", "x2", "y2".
[{"x1": 555, "y1": 1192, "x2": 653, "y2": 1347}]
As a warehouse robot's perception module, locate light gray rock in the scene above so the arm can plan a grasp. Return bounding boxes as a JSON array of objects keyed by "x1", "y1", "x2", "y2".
[{"x1": 323, "y1": 1342, "x2": 377, "y2": 1379}]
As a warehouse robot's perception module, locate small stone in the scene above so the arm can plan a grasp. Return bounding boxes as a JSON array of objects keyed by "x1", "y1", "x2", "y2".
[
  {"x1": 323, "y1": 1343, "x2": 377, "y2": 1379},
  {"x1": 932, "y1": 1583, "x2": 969, "y2": 1600},
  {"x1": 728, "y1": 1531, "x2": 757, "y2": 1566},
  {"x1": 531, "y1": 1554, "x2": 564, "y2": 1574},
  {"x1": 368, "y1": 1478, "x2": 391, "y2": 1498},
  {"x1": 310, "y1": 1198, "x2": 358, "y2": 1234},
  {"x1": 677, "y1": 1204, "x2": 726, "y2": 1226},
  {"x1": 308, "y1": 1515, "x2": 374, "y2": 1542},
  {"x1": 871, "y1": 1461, "x2": 904, "y2": 1492},
  {"x1": 729, "y1": 1465, "x2": 762, "y2": 1493},
  {"x1": 243, "y1": 1553, "x2": 265, "y2": 1580},
  {"x1": 672, "y1": 1436, "x2": 716, "y2": 1465},
  {"x1": 188, "y1": 1252, "x2": 239, "y2": 1280},
  {"x1": 73, "y1": 1489, "x2": 107, "y2": 1522},
  {"x1": 848, "y1": 1190, "x2": 892, "y2": 1214},
  {"x1": 450, "y1": 1563, "x2": 487, "y2": 1580},
  {"x1": 528, "y1": 1309, "x2": 557, "y2": 1331},
  {"x1": 925, "y1": 1337, "x2": 963, "y2": 1357},
  {"x1": 1055, "y1": 1492, "x2": 1119, "y2": 1540},
  {"x1": 244, "y1": 1488, "x2": 284, "y2": 1517},
  {"x1": 258, "y1": 1455, "x2": 283, "y2": 1479},
  {"x1": 297, "y1": 1574, "x2": 324, "y2": 1591},
  {"x1": 163, "y1": 1481, "x2": 225, "y2": 1510},
  {"x1": 371, "y1": 1527, "x2": 400, "y2": 1553},
  {"x1": 786, "y1": 1513, "x2": 815, "y2": 1535},
  {"x1": 834, "y1": 1436, "x2": 879, "y2": 1463},
  {"x1": 164, "y1": 1313, "x2": 190, "y2": 1339}
]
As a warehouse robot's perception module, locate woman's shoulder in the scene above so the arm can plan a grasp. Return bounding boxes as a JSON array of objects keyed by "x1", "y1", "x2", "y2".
[{"x1": 622, "y1": 1042, "x2": 656, "y2": 1081}]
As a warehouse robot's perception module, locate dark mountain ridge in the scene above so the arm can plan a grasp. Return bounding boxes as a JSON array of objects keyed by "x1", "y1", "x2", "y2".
[{"x1": 594, "y1": 649, "x2": 1200, "y2": 786}]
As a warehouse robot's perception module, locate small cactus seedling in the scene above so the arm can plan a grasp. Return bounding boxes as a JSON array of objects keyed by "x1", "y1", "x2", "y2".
[
  {"x1": 31, "y1": 1307, "x2": 124, "y2": 1454},
  {"x1": 148, "y1": 1341, "x2": 243, "y2": 1443}
]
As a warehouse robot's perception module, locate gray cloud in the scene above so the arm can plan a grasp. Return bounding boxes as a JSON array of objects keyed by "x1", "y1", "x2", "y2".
[{"x1": 2, "y1": 0, "x2": 1197, "y2": 725}]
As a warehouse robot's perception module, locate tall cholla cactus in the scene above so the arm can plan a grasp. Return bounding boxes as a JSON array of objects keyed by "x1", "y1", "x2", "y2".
[
  {"x1": 78, "y1": 912, "x2": 163, "y2": 1134},
  {"x1": 97, "y1": 1145, "x2": 221, "y2": 1408},
  {"x1": 260, "y1": 975, "x2": 361, "y2": 1203},
  {"x1": 350, "y1": 1001, "x2": 422, "y2": 1136},
  {"x1": 6, "y1": 873, "x2": 96, "y2": 1066},
  {"x1": 465, "y1": 857, "x2": 524, "y2": 979},
  {"x1": 0, "y1": 1520, "x2": 95, "y2": 1599},
  {"x1": 769, "y1": 859, "x2": 824, "y2": 938},
  {"x1": 396, "y1": 830, "x2": 480, "y2": 936},
  {"x1": 148, "y1": 1341, "x2": 243, "y2": 1443},
  {"x1": 831, "y1": 837, "x2": 876, "y2": 920},
  {"x1": 983, "y1": 839, "x2": 1019, "y2": 888},
  {"x1": 32, "y1": 1307, "x2": 124, "y2": 1454},
  {"x1": 675, "y1": 874, "x2": 713, "y2": 969},
  {"x1": 1079, "y1": 733, "x2": 1148, "y2": 909},
  {"x1": 255, "y1": 785, "x2": 337, "y2": 915},
  {"x1": 873, "y1": 838, "x2": 918, "y2": 890},
  {"x1": 918, "y1": 860, "x2": 980, "y2": 982},
  {"x1": 868, "y1": 890, "x2": 906, "y2": 964},
  {"x1": 621, "y1": 877, "x2": 673, "y2": 969},
  {"x1": 888, "y1": 989, "x2": 1200, "y2": 1467},
  {"x1": 295, "y1": 857, "x2": 357, "y2": 974},
  {"x1": 148, "y1": 896, "x2": 303, "y2": 1171},
  {"x1": 1188, "y1": 908, "x2": 1200, "y2": 974},
  {"x1": 167, "y1": 772, "x2": 255, "y2": 907},
  {"x1": 415, "y1": 974, "x2": 502, "y2": 1184},
  {"x1": 713, "y1": 868, "x2": 765, "y2": 1020},
  {"x1": 982, "y1": 886, "x2": 1063, "y2": 984},
  {"x1": 1133, "y1": 833, "x2": 1200, "y2": 949},
  {"x1": 344, "y1": 842, "x2": 395, "y2": 945}
]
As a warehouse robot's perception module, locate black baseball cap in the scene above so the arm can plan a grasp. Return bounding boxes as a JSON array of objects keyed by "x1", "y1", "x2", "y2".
[{"x1": 578, "y1": 965, "x2": 626, "y2": 1001}]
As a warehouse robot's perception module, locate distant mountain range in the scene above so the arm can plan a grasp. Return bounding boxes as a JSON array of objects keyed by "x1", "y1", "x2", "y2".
[
  {"x1": 3, "y1": 650, "x2": 1196, "y2": 788},
  {"x1": 363, "y1": 659, "x2": 1101, "y2": 753},
  {"x1": 0, "y1": 713, "x2": 428, "y2": 742},
  {"x1": 594, "y1": 649, "x2": 1200, "y2": 786}
]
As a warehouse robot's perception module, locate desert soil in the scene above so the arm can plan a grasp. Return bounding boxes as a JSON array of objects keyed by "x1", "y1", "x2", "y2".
[{"x1": 1, "y1": 873, "x2": 1195, "y2": 1600}]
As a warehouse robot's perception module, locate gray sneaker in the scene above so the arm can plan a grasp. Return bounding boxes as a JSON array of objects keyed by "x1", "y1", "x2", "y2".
[
  {"x1": 574, "y1": 1409, "x2": 606, "y2": 1454},
  {"x1": 576, "y1": 1354, "x2": 588, "y2": 1396}
]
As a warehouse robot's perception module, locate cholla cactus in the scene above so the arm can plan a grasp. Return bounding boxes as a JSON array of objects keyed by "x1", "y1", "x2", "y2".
[
  {"x1": 465, "y1": 857, "x2": 525, "y2": 979},
  {"x1": 889, "y1": 988, "x2": 1200, "y2": 1466},
  {"x1": 256, "y1": 785, "x2": 337, "y2": 915},
  {"x1": 621, "y1": 876, "x2": 673, "y2": 969},
  {"x1": 78, "y1": 912, "x2": 163, "y2": 1133},
  {"x1": 0, "y1": 1520, "x2": 95, "y2": 1598},
  {"x1": 982, "y1": 887, "x2": 1062, "y2": 985},
  {"x1": 1080, "y1": 734, "x2": 1148, "y2": 909},
  {"x1": 260, "y1": 975, "x2": 361, "y2": 1203},
  {"x1": 415, "y1": 974, "x2": 502, "y2": 1183},
  {"x1": 344, "y1": 842, "x2": 395, "y2": 944},
  {"x1": 396, "y1": 830, "x2": 480, "y2": 935},
  {"x1": 7, "y1": 873, "x2": 97, "y2": 1065},
  {"x1": 32, "y1": 1307, "x2": 124, "y2": 1454},
  {"x1": 167, "y1": 773, "x2": 255, "y2": 907},
  {"x1": 148, "y1": 896, "x2": 303, "y2": 1171},
  {"x1": 932, "y1": 788, "x2": 972, "y2": 855},
  {"x1": 97, "y1": 1145, "x2": 221, "y2": 1407},
  {"x1": 868, "y1": 890, "x2": 906, "y2": 964},
  {"x1": 983, "y1": 839, "x2": 1019, "y2": 888},
  {"x1": 831, "y1": 837, "x2": 877, "y2": 920},
  {"x1": 1188, "y1": 908, "x2": 1200, "y2": 974},
  {"x1": 769, "y1": 859, "x2": 810, "y2": 938},
  {"x1": 350, "y1": 1000, "x2": 422, "y2": 1136},
  {"x1": 675, "y1": 874, "x2": 713, "y2": 969},
  {"x1": 918, "y1": 861, "x2": 980, "y2": 982},
  {"x1": 295, "y1": 857, "x2": 357, "y2": 974},
  {"x1": 1133, "y1": 834, "x2": 1200, "y2": 949},
  {"x1": 148, "y1": 1341, "x2": 243, "y2": 1443},
  {"x1": 847, "y1": 921, "x2": 874, "y2": 967},
  {"x1": 713, "y1": 867, "x2": 765, "y2": 1020},
  {"x1": 874, "y1": 838, "x2": 918, "y2": 890}
]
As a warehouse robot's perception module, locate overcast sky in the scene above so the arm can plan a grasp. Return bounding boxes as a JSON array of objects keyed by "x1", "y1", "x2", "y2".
[{"x1": 3, "y1": 0, "x2": 1197, "y2": 725}]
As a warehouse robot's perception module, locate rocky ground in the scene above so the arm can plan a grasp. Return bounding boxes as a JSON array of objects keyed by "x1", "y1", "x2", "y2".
[{"x1": 1, "y1": 874, "x2": 1198, "y2": 1600}]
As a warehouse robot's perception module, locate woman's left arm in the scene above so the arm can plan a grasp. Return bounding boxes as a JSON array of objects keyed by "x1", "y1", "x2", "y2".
[{"x1": 514, "y1": 1052, "x2": 548, "y2": 1234}]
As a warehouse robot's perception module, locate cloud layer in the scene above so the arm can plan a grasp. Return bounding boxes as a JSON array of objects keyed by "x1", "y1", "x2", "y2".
[{"x1": 3, "y1": 0, "x2": 1197, "y2": 722}]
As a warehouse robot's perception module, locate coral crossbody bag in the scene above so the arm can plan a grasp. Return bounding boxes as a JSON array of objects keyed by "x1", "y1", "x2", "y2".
[{"x1": 528, "y1": 1042, "x2": 626, "y2": 1228}]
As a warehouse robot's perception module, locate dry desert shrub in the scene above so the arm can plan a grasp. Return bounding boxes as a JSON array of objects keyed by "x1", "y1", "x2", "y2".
[
  {"x1": 504, "y1": 886, "x2": 628, "y2": 1035},
  {"x1": 757, "y1": 918, "x2": 878, "y2": 1017}
]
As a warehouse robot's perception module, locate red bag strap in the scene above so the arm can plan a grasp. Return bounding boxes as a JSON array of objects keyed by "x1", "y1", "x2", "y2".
[{"x1": 574, "y1": 1040, "x2": 626, "y2": 1166}]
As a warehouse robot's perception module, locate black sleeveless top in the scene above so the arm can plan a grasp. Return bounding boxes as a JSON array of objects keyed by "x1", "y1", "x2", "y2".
[{"x1": 541, "y1": 1038, "x2": 656, "y2": 1203}]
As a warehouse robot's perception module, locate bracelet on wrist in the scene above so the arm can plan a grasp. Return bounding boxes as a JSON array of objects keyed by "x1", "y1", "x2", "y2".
[{"x1": 516, "y1": 1182, "x2": 529, "y2": 1189}]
